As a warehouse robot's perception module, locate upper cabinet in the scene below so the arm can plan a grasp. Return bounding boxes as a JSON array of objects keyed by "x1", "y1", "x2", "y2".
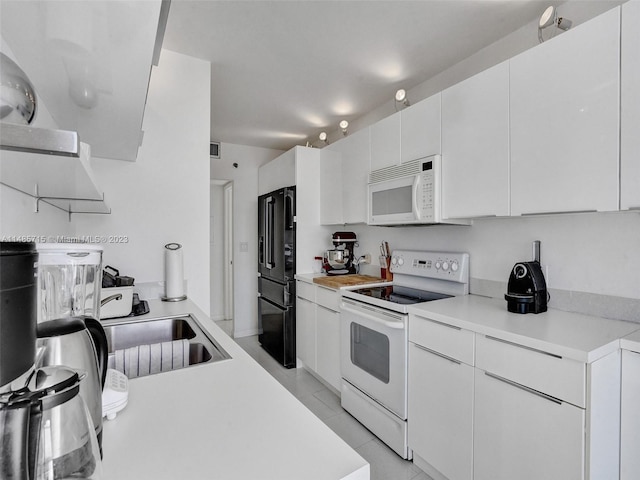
[
  {"x1": 0, "y1": 0, "x2": 168, "y2": 161},
  {"x1": 400, "y1": 93, "x2": 441, "y2": 164},
  {"x1": 441, "y1": 61, "x2": 510, "y2": 219},
  {"x1": 321, "y1": 127, "x2": 370, "y2": 225},
  {"x1": 621, "y1": 0, "x2": 640, "y2": 210},
  {"x1": 509, "y1": 7, "x2": 620, "y2": 216},
  {"x1": 370, "y1": 111, "x2": 401, "y2": 171}
]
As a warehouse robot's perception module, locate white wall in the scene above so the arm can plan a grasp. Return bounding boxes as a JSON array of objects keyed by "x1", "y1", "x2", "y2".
[
  {"x1": 211, "y1": 142, "x2": 283, "y2": 337},
  {"x1": 75, "y1": 49, "x2": 211, "y2": 312}
]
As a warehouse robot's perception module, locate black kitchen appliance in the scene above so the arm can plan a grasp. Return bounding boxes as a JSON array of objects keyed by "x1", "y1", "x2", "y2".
[
  {"x1": 504, "y1": 241, "x2": 548, "y2": 314},
  {"x1": 258, "y1": 186, "x2": 296, "y2": 368}
]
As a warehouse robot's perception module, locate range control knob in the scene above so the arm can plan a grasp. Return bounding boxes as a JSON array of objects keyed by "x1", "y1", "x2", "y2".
[
  {"x1": 435, "y1": 260, "x2": 442, "y2": 270},
  {"x1": 391, "y1": 256, "x2": 398, "y2": 266},
  {"x1": 397, "y1": 257, "x2": 404, "y2": 266},
  {"x1": 442, "y1": 261, "x2": 449, "y2": 271},
  {"x1": 451, "y1": 260, "x2": 459, "y2": 272}
]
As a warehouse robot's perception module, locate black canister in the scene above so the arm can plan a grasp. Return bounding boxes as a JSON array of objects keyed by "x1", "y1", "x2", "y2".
[{"x1": 0, "y1": 242, "x2": 38, "y2": 389}]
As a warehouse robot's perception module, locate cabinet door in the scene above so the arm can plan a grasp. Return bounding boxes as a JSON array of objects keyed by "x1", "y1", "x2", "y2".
[
  {"x1": 370, "y1": 111, "x2": 401, "y2": 171},
  {"x1": 316, "y1": 305, "x2": 341, "y2": 391},
  {"x1": 295, "y1": 296, "x2": 316, "y2": 370},
  {"x1": 408, "y1": 342, "x2": 473, "y2": 480},
  {"x1": 621, "y1": 0, "x2": 640, "y2": 210},
  {"x1": 510, "y1": 7, "x2": 620, "y2": 215},
  {"x1": 442, "y1": 61, "x2": 509, "y2": 218},
  {"x1": 401, "y1": 94, "x2": 441, "y2": 163},
  {"x1": 320, "y1": 149, "x2": 344, "y2": 225},
  {"x1": 621, "y1": 349, "x2": 640, "y2": 480},
  {"x1": 341, "y1": 127, "x2": 370, "y2": 224},
  {"x1": 473, "y1": 369, "x2": 584, "y2": 480}
]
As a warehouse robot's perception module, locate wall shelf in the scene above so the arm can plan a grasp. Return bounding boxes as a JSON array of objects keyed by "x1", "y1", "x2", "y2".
[{"x1": 0, "y1": 142, "x2": 110, "y2": 219}]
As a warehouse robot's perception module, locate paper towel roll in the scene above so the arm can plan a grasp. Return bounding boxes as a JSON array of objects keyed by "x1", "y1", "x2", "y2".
[{"x1": 164, "y1": 243, "x2": 186, "y2": 300}]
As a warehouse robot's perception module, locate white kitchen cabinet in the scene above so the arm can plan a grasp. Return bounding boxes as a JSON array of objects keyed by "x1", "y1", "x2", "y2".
[
  {"x1": 621, "y1": 349, "x2": 640, "y2": 480},
  {"x1": 295, "y1": 292, "x2": 316, "y2": 371},
  {"x1": 621, "y1": 0, "x2": 640, "y2": 210},
  {"x1": 408, "y1": 343, "x2": 473, "y2": 480},
  {"x1": 441, "y1": 61, "x2": 509, "y2": 218},
  {"x1": 370, "y1": 111, "x2": 401, "y2": 171},
  {"x1": 473, "y1": 368, "x2": 584, "y2": 480},
  {"x1": 340, "y1": 128, "x2": 370, "y2": 224},
  {"x1": 322, "y1": 127, "x2": 370, "y2": 225},
  {"x1": 509, "y1": 7, "x2": 620, "y2": 215},
  {"x1": 400, "y1": 94, "x2": 441, "y2": 164},
  {"x1": 316, "y1": 304, "x2": 341, "y2": 391},
  {"x1": 320, "y1": 149, "x2": 344, "y2": 225},
  {"x1": 295, "y1": 280, "x2": 341, "y2": 390}
]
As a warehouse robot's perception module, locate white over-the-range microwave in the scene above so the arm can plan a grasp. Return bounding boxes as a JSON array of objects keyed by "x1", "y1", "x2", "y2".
[{"x1": 368, "y1": 154, "x2": 469, "y2": 226}]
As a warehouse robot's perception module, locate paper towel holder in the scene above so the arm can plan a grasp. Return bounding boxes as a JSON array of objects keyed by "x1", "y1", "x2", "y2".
[{"x1": 162, "y1": 242, "x2": 187, "y2": 302}]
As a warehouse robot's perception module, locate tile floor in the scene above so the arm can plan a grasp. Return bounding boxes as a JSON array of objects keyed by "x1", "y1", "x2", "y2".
[{"x1": 226, "y1": 329, "x2": 434, "y2": 480}]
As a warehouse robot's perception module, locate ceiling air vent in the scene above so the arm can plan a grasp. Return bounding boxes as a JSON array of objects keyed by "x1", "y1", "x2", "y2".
[{"x1": 210, "y1": 142, "x2": 220, "y2": 159}]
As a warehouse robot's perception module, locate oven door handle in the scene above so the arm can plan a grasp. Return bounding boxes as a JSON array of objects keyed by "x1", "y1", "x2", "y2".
[{"x1": 341, "y1": 301, "x2": 405, "y2": 329}]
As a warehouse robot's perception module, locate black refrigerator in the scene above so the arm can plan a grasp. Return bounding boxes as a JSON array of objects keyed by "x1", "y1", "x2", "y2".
[{"x1": 258, "y1": 186, "x2": 296, "y2": 368}]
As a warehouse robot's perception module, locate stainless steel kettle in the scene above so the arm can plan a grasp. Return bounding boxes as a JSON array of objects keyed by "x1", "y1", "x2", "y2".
[{"x1": 36, "y1": 317, "x2": 108, "y2": 454}]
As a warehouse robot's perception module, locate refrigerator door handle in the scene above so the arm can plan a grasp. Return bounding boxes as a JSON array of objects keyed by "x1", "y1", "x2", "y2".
[{"x1": 265, "y1": 195, "x2": 275, "y2": 269}]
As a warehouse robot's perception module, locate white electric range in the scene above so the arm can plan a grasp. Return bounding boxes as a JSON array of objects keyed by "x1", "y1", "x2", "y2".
[{"x1": 340, "y1": 250, "x2": 469, "y2": 459}]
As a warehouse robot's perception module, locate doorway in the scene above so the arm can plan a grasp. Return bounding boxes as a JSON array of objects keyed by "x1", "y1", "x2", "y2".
[
  {"x1": 223, "y1": 182, "x2": 234, "y2": 329},
  {"x1": 210, "y1": 180, "x2": 234, "y2": 337}
]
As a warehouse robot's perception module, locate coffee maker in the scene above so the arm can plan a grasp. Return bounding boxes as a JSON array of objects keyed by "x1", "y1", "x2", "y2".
[
  {"x1": 0, "y1": 242, "x2": 103, "y2": 479},
  {"x1": 323, "y1": 232, "x2": 357, "y2": 275},
  {"x1": 504, "y1": 241, "x2": 549, "y2": 314}
]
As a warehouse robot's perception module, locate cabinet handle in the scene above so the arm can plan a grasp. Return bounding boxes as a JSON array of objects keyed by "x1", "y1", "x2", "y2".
[
  {"x1": 484, "y1": 335, "x2": 562, "y2": 360},
  {"x1": 484, "y1": 372, "x2": 563, "y2": 405},
  {"x1": 417, "y1": 316, "x2": 462, "y2": 331},
  {"x1": 412, "y1": 343, "x2": 462, "y2": 365}
]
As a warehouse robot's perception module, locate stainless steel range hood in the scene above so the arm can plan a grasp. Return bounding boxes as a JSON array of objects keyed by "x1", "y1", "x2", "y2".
[{"x1": 0, "y1": 123, "x2": 80, "y2": 157}]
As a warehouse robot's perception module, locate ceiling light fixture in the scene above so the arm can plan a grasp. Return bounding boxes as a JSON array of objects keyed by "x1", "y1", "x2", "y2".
[
  {"x1": 339, "y1": 120, "x2": 349, "y2": 136},
  {"x1": 538, "y1": 6, "x2": 572, "y2": 43},
  {"x1": 394, "y1": 89, "x2": 410, "y2": 111},
  {"x1": 319, "y1": 131, "x2": 328, "y2": 144}
]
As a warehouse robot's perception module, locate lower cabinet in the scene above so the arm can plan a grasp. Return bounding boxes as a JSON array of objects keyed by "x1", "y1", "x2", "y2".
[
  {"x1": 621, "y1": 349, "x2": 640, "y2": 480},
  {"x1": 316, "y1": 305, "x2": 341, "y2": 390},
  {"x1": 408, "y1": 343, "x2": 473, "y2": 480},
  {"x1": 473, "y1": 369, "x2": 584, "y2": 480},
  {"x1": 295, "y1": 280, "x2": 341, "y2": 391},
  {"x1": 295, "y1": 295, "x2": 316, "y2": 371}
]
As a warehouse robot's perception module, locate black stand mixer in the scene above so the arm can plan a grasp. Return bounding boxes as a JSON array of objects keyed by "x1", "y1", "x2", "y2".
[{"x1": 323, "y1": 232, "x2": 358, "y2": 275}]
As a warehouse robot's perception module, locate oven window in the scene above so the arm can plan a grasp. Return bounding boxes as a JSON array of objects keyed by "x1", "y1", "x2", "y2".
[
  {"x1": 371, "y1": 186, "x2": 413, "y2": 216},
  {"x1": 350, "y1": 322, "x2": 390, "y2": 383}
]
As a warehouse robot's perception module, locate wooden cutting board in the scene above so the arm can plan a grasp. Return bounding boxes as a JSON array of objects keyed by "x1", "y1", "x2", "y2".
[{"x1": 312, "y1": 274, "x2": 383, "y2": 289}]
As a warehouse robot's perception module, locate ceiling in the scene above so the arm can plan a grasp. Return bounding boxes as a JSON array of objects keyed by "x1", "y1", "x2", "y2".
[{"x1": 163, "y1": 0, "x2": 560, "y2": 152}]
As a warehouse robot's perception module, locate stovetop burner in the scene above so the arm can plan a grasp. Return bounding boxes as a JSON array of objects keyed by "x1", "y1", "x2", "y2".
[{"x1": 350, "y1": 285, "x2": 452, "y2": 305}]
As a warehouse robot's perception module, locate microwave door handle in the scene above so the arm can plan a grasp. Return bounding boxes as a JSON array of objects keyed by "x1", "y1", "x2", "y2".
[{"x1": 412, "y1": 174, "x2": 421, "y2": 221}]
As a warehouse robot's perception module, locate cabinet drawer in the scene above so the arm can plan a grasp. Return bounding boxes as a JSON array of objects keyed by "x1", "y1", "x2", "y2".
[
  {"x1": 409, "y1": 314, "x2": 474, "y2": 365},
  {"x1": 316, "y1": 285, "x2": 340, "y2": 311},
  {"x1": 296, "y1": 281, "x2": 315, "y2": 302},
  {"x1": 476, "y1": 334, "x2": 585, "y2": 408}
]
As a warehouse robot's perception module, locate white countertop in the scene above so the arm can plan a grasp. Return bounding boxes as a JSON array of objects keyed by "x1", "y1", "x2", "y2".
[
  {"x1": 621, "y1": 329, "x2": 640, "y2": 353},
  {"x1": 408, "y1": 295, "x2": 640, "y2": 363},
  {"x1": 100, "y1": 299, "x2": 369, "y2": 480}
]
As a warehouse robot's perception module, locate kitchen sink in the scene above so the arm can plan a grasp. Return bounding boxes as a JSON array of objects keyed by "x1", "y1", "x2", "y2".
[{"x1": 102, "y1": 315, "x2": 231, "y2": 378}]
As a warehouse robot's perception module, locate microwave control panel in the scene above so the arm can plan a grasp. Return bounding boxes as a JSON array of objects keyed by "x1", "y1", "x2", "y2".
[{"x1": 419, "y1": 163, "x2": 434, "y2": 222}]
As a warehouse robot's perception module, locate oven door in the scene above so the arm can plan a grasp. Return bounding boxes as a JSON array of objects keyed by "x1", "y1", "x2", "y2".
[{"x1": 340, "y1": 298, "x2": 408, "y2": 419}]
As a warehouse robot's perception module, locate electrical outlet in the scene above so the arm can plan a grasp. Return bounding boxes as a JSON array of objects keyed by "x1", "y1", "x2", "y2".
[{"x1": 362, "y1": 253, "x2": 371, "y2": 264}]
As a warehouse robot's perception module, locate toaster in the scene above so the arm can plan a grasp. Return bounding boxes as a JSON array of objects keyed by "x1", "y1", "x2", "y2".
[{"x1": 504, "y1": 261, "x2": 548, "y2": 314}]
